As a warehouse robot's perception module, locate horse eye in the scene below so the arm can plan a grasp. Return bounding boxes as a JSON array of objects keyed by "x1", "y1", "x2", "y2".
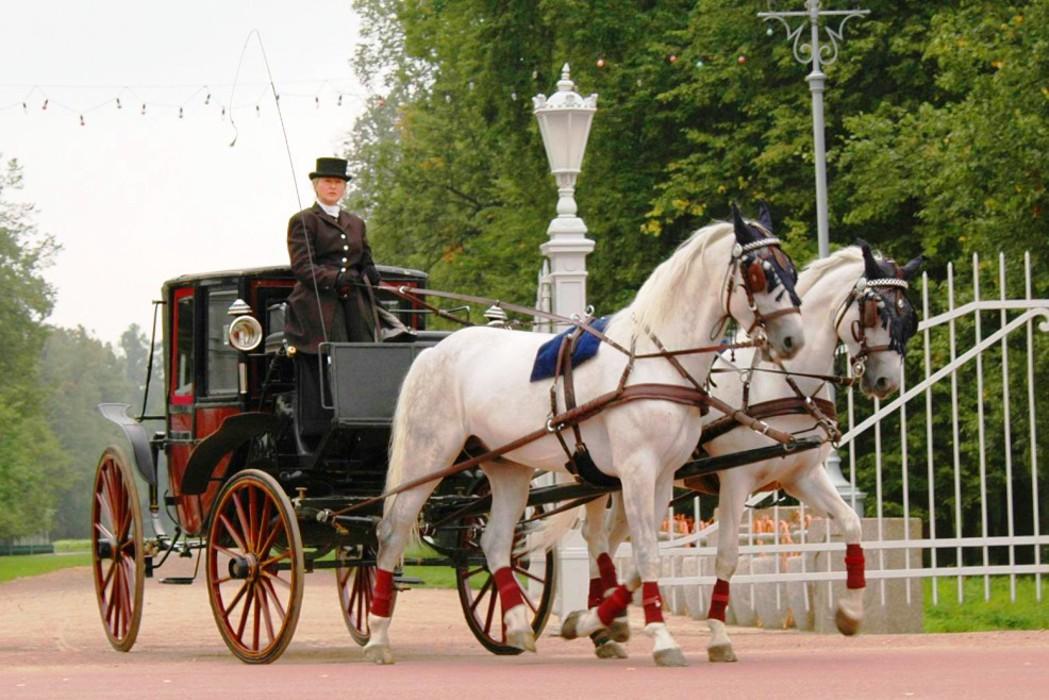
[{"x1": 896, "y1": 297, "x2": 905, "y2": 311}]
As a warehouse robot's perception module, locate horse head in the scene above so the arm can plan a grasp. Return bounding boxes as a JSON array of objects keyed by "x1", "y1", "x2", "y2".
[
  {"x1": 727, "y1": 203, "x2": 805, "y2": 360},
  {"x1": 836, "y1": 240, "x2": 923, "y2": 399}
]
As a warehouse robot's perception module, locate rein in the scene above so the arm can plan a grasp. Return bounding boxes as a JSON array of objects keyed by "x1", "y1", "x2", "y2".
[{"x1": 334, "y1": 235, "x2": 804, "y2": 502}]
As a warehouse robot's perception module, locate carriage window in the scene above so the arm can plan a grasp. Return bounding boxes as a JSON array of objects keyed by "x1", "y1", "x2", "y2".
[
  {"x1": 174, "y1": 296, "x2": 194, "y2": 398},
  {"x1": 206, "y1": 289, "x2": 239, "y2": 396}
]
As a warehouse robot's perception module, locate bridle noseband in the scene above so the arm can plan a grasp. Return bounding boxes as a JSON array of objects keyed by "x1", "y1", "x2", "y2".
[
  {"x1": 723, "y1": 235, "x2": 802, "y2": 339},
  {"x1": 834, "y1": 276, "x2": 911, "y2": 377}
]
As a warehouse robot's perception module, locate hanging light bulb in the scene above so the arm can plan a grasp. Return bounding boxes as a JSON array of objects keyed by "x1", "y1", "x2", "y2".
[
  {"x1": 205, "y1": 92, "x2": 211, "y2": 105},
  {"x1": 79, "y1": 114, "x2": 85, "y2": 126},
  {"x1": 178, "y1": 106, "x2": 184, "y2": 119},
  {"x1": 116, "y1": 97, "x2": 122, "y2": 110},
  {"x1": 141, "y1": 103, "x2": 147, "y2": 115},
  {"x1": 42, "y1": 98, "x2": 49, "y2": 110}
]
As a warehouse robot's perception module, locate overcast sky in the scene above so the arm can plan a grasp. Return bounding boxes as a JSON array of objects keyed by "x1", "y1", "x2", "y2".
[{"x1": 1, "y1": 1, "x2": 368, "y2": 345}]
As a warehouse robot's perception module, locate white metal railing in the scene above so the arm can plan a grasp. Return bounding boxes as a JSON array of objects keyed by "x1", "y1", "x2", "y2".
[{"x1": 654, "y1": 251, "x2": 1049, "y2": 615}]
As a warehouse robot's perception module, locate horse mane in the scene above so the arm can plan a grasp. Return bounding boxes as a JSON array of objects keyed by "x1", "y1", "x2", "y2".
[
  {"x1": 606, "y1": 222, "x2": 734, "y2": 337},
  {"x1": 795, "y1": 247, "x2": 863, "y2": 296}
]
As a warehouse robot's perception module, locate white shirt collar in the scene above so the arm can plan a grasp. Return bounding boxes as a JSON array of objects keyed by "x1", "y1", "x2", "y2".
[{"x1": 316, "y1": 201, "x2": 340, "y2": 218}]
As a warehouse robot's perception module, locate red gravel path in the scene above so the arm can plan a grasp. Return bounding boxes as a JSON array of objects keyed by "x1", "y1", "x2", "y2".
[{"x1": 2, "y1": 561, "x2": 1047, "y2": 699}]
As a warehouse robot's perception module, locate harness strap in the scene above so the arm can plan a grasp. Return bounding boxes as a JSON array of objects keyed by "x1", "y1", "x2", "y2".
[
  {"x1": 331, "y1": 381, "x2": 712, "y2": 517},
  {"x1": 699, "y1": 396, "x2": 837, "y2": 446}
]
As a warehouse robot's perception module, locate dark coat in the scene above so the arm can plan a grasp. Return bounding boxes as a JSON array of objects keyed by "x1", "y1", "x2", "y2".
[{"x1": 284, "y1": 203, "x2": 375, "y2": 353}]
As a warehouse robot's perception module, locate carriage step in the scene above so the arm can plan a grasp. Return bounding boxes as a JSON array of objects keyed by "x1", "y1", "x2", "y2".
[
  {"x1": 159, "y1": 576, "x2": 195, "y2": 585},
  {"x1": 394, "y1": 574, "x2": 425, "y2": 588}
]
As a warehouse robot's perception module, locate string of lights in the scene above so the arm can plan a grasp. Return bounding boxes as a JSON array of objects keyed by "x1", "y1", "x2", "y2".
[
  {"x1": 0, "y1": 79, "x2": 376, "y2": 126},
  {"x1": 1, "y1": 53, "x2": 746, "y2": 127}
]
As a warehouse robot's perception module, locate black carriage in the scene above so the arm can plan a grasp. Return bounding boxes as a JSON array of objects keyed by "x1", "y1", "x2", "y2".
[{"x1": 91, "y1": 263, "x2": 557, "y2": 663}]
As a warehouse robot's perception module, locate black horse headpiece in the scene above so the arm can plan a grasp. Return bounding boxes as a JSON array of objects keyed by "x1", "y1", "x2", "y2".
[
  {"x1": 732, "y1": 202, "x2": 802, "y2": 308},
  {"x1": 857, "y1": 240, "x2": 923, "y2": 353}
]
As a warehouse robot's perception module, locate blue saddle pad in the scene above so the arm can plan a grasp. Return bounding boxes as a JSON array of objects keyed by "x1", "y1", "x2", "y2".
[{"x1": 529, "y1": 317, "x2": 610, "y2": 382}]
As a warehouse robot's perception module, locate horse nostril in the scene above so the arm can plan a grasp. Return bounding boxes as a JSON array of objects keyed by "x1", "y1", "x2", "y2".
[
  {"x1": 876, "y1": 376, "x2": 889, "y2": 390},
  {"x1": 783, "y1": 336, "x2": 794, "y2": 350}
]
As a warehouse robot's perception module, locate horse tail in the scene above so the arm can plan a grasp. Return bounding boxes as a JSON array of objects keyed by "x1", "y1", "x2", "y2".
[
  {"x1": 517, "y1": 504, "x2": 582, "y2": 556},
  {"x1": 384, "y1": 346, "x2": 464, "y2": 526},
  {"x1": 384, "y1": 350, "x2": 430, "y2": 517}
]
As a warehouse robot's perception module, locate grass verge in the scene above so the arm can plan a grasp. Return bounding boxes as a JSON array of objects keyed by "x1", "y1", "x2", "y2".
[
  {"x1": 0, "y1": 552, "x2": 93, "y2": 584},
  {"x1": 924, "y1": 575, "x2": 1049, "y2": 632}
]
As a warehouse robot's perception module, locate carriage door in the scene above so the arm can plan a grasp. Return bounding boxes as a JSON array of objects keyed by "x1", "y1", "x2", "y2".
[{"x1": 166, "y1": 287, "x2": 207, "y2": 533}]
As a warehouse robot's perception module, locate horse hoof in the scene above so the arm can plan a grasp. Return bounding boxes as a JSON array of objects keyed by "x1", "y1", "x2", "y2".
[
  {"x1": 363, "y1": 643, "x2": 395, "y2": 665},
  {"x1": 653, "y1": 647, "x2": 688, "y2": 667},
  {"x1": 561, "y1": 610, "x2": 585, "y2": 640},
  {"x1": 707, "y1": 643, "x2": 738, "y2": 663},
  {"x1": 835, "y1": 607, "x2": 862, "y2": 636},
  {"x1": 608, "y1": 619, "x2": 630, "y2": 643},
  {"x1": 595, "y1": 641, "x2": 629, "y2": 659},
  {"x1": 508, "y1": 629, "x2": 537, "y2": 653}
]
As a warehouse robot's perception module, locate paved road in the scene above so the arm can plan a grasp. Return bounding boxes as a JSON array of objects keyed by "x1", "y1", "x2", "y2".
[{"x1": 2, "y1": 561, "x2": 1047, "y2": 699}]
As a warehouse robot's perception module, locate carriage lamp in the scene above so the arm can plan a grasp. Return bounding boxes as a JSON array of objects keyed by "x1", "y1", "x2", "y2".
[{"x1": 227, "y1": 300, "x2": 263, "y2": 352}]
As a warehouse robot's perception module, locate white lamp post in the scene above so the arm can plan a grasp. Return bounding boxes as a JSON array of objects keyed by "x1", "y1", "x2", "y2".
[
  {"x1": 534, "y1": 64, "x2": 597, "y2": 327},
  {"x1": 533, "y1": 64, "x2": 598, "y2": 623}
]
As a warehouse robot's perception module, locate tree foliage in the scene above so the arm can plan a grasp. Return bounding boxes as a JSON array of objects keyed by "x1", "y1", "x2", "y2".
[{"x1": 343, "y1": 1, "x2": 1049, "y2": 558}]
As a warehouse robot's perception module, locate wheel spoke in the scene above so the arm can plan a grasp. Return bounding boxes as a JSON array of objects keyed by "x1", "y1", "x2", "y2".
[
  {"x1": 252, "y1": 584, "x2": 262, "y2": 651},
  {"x1": 259, "y1": 550, "x2": 291, "y2": 569},
  {"x1": 235, "y1": 582, "x2": 254, "y2": 641},
  {"x1": 463, "y1": 565, "x2": 487, "y2": 579},
  {"x1": 256, "y1": 517, "x2": 283, "y2": 558},
  {"x1": 519, "y1": 589, "x2": 538, "y2": 615},
  {"x1": 218, "y1": 513, "x2": 249, "y2": 552},
  {"x1": 247, "y1": 486, "x2": 259, "y2": 552},
  {"x1": 260, "y1": 568, "x2": 291, "y2": 589},
  {"x1": 231, "y1": 492, "x2": 252, "y2": 552},
  {"x1": 469, "y1": 576, "x2": 493, "y2": 613},
  {"x1": 222, "y1": 580, "x2": 251, "y2": 617},
  {"x1": 211, "y1": 543, "x2": 243, "y2": 561},
  {"x1": 482, "y1": 580, "x2": 498, "y2": 636},
  {"x1": 259, "y1": 576, "x2": 287, "y2": 620},
  {"x1": 511, "y1": 566, "x2": 546, "y2": 586},
  {"x1": 100, "y1": 557, "x2": 117, "y2": 593},
  {"x1": 257, "y1": 498, "x2": 273, "y2": 554},
  {"x1": 257, "y1": 585, "x2": 275, "y2": 645}
]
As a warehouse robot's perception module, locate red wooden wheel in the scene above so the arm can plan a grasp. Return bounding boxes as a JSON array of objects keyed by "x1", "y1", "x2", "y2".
[
  {"x1": 91, "y1": 446, "x2": 145, "y2": 652},
  {"x1": 205, "y1": 469, "x2": 304, "y2": 664},
  {"x1": 455, "y1": 481, "x2": 558, "y2": 655},
  {"x1": 335, "y1": 547, "x2": 379, "y2": 646}
]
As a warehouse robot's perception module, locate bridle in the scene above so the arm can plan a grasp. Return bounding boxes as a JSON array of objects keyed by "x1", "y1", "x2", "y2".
[
  {"x1": 833, "y1": 275, "x2": 911, "y2": 377},
  {"x1": 721, "y1": 233, "x2": 802, "y2": 340}
]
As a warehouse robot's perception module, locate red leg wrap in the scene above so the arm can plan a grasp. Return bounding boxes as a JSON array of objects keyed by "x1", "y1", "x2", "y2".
[
  {"x1": 588, "y1": 577, "x2": 603, "y2": 608},
  {"x1": 370, "y1": 568, "x2": 395, "y2": 618},
  {"x1": 493, "y1": 567, "x2": 524, "y2": 612},
  {"x1": 596, "y1": 552, "x2": 618, "y2": 593},
  {"x1": 708, "y1": 578, "x2": 730, "y2": 622},
  {"x1": 845, "y1": 544, "x2": 866, "y2": 589},
  {"x1": 642, "y1": 581, "x2": 664, "y2": 625},
  {"x1": 596, "y1": 585, "x2": 632, "y2": 627}
]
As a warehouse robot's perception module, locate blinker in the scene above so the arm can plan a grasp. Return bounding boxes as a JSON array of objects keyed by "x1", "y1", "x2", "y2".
[{"x1": 745, "y1": 260, "x2": 767, "y2": 294}]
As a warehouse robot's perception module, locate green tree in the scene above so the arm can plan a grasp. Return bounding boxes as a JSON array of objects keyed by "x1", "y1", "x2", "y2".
[{"x1": 0, "y1": 157, "x2": 63, "y2": 540}]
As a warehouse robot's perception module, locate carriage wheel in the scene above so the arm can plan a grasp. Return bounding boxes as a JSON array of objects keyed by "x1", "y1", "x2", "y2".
[
  {"x1": 205, "y1": 469, "x2": 304, "y2": 664},
  {"x1": 455, "y1": 482, "x2": 558, "y2": 655},
  {"x1": 91, "y1": 446, "x2": 145, "y2": 652},
  {"x1": 335, "y1": 547, "x2": 377, "y2": 646}
]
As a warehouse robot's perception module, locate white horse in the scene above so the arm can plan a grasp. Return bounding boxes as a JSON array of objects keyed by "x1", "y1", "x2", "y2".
[
  {"x1": 540, "y1": 242, "x2": 922, "y2": 661},
  {"x1": 363, "y1": 208, "x2": 806, "y2": 666}
]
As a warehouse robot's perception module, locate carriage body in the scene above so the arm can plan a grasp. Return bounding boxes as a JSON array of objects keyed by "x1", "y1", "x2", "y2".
[
  {"x1": 91, "y1": 263, "x2": 556, "y2": 662},
  {"x1": 158, "y1": 263, "x2": 431, "y2": 536}
]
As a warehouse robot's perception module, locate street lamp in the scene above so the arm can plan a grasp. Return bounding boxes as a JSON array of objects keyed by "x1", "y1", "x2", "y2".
[
  {"x1": 533, "y1": 64, "x2": 597, "y2": 327},
  {"x1": 533, "y1": 64, "x2": 598, "y2": 622},
  {"x1": 759, "y1": 0, "x2": 870, "y2": 514}
]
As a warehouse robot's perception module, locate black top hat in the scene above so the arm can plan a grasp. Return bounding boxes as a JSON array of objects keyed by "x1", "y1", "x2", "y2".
[{"x1": 309, "y1": 157, "x2": 352, "y2": 181}]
